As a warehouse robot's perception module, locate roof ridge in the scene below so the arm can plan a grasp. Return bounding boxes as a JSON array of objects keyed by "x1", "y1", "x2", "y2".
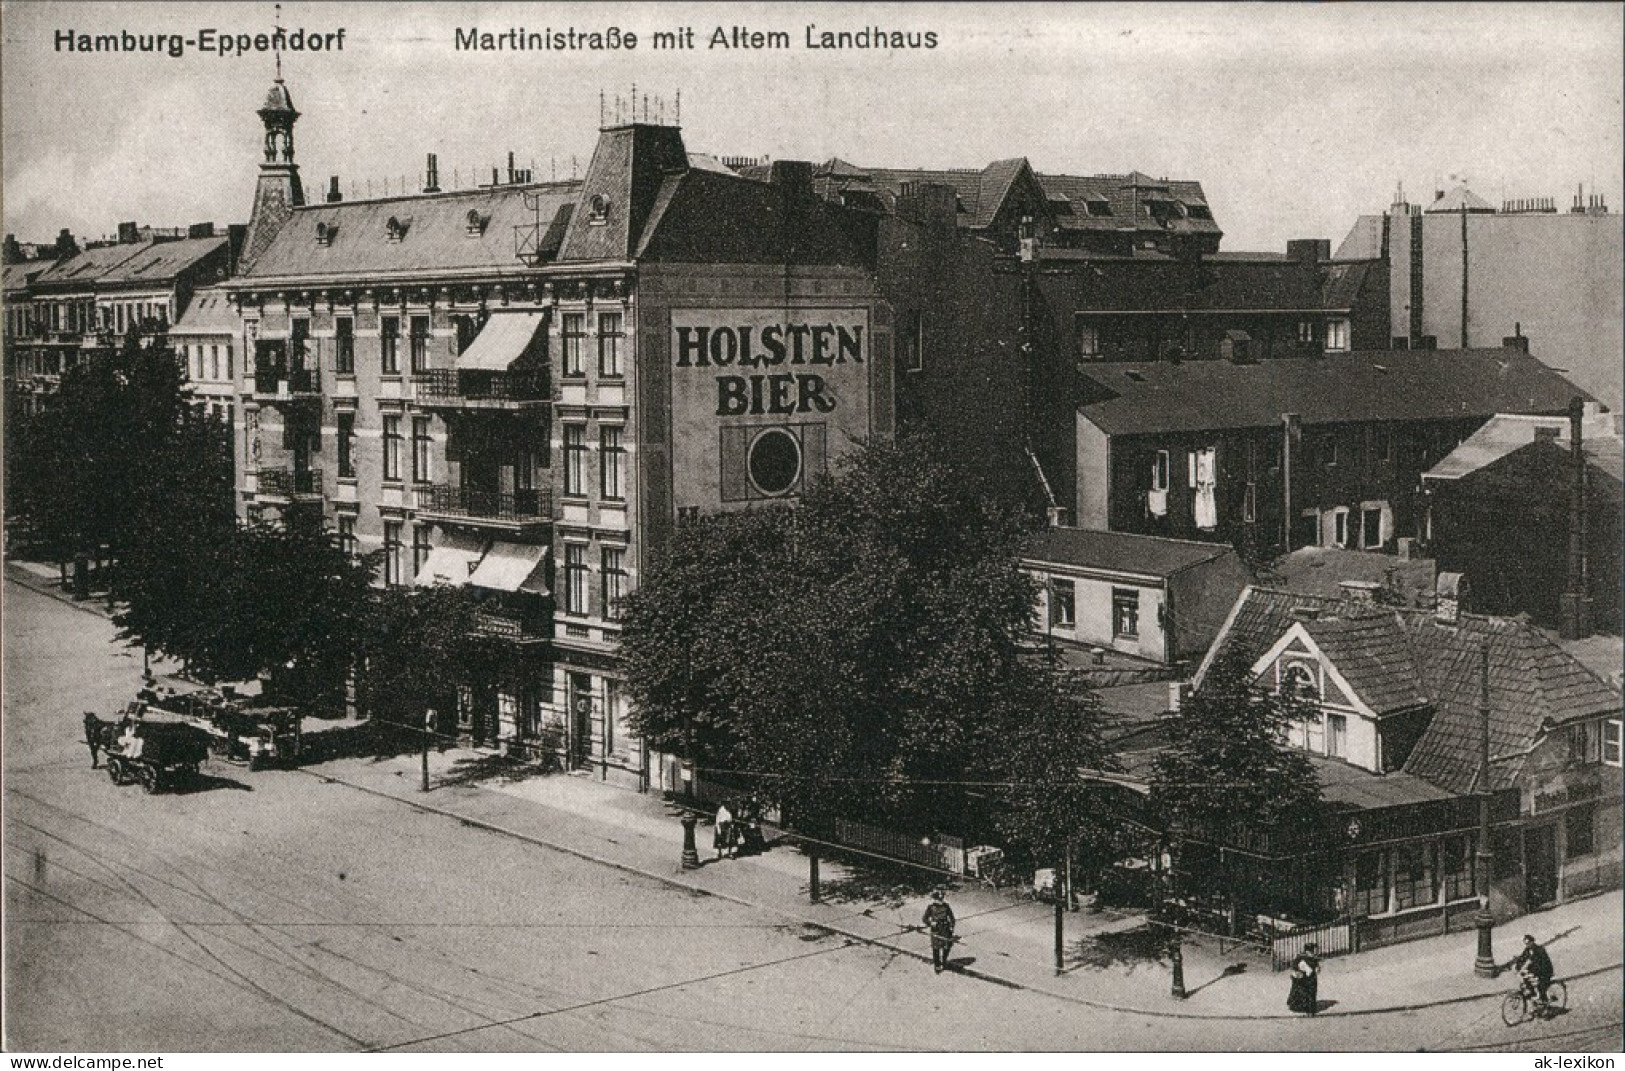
[{"x1": 294, "y1": 181, "x2": 583, "y2": 212}]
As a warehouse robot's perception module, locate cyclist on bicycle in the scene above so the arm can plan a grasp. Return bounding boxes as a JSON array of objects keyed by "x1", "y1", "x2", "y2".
[{"x1": 1510, "y1": 934, "x2": 1554, "y2": 1010}]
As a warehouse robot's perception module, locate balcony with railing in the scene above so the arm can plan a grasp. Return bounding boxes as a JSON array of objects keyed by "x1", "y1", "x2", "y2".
[
  {"x1": 252, "y1": 364, "x2": 320, "y2": 402},
  {"x1": 256, "y1": 466, "x2": 325, "y2": 503},
  {"x1": 415, "y1": 483, "x2": 552, "y2": 537},
  {"x1": 412, "y1": 368, "x2": 550, "y2": 410},
  {"x1": 474, "y1": 605, "x2": 551, "y2": 644}
]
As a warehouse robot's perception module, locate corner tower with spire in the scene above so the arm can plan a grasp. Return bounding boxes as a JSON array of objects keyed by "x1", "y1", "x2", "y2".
[{"x1": 241, "y1": 73, "x2": 304, "y2": 271}]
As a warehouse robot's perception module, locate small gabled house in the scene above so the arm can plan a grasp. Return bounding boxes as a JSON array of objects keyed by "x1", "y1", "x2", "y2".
[
  {"x1": 1021, "y1": 526, "x2": 1250, "y2": 667},
  {"x1": 1194, "y1": 582, "x2": 1621, "y2": 944}
]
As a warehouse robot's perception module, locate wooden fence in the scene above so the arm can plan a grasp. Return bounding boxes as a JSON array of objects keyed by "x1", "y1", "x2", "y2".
[{"x1": 1269, "y1": 916, "x2": 1355, "y2": 971}]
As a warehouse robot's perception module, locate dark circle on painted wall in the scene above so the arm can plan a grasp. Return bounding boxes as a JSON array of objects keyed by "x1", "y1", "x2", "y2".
[{"x1": 748, "y1": 428, "x2": 801, "y2": 496}]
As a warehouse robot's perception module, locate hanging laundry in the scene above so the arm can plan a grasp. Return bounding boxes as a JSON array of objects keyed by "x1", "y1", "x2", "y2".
[{"x1": 1193, "y1": 446, "x2": 1218, "y2": 530}]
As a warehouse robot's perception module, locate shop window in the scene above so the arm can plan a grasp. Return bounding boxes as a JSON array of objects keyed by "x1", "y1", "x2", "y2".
[
  {"x1": 1393, "y1": 843, "x2": 1438, "y2": 911},
  {"x1": 1353, "y1": 850, "x2": 1389, "y2": 917},
  {"x1": 1441, "y1": 836, "x2": 1475, "y2": 902},
  {"x1": 1565, "y1": 804, "x2": 1596, "y2": 859},
  {"x1": 1112, "y1": 588, "x2": 1139, "y2": 639},
  {"x1": 1049, "y1": 578, "x2": 1076, "y2": 628}
]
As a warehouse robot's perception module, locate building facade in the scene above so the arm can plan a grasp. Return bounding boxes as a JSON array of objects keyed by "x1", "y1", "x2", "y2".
[
  {"x1": 1335, "y1": 185, "x2": 1624, "y2": 409},
  {"x1": 1022, "y1": 525, "x2": 1250, "y2": 666},
  {"x1": 225, "y1": 77, "x2": 893, "y2": 786},
  {"x1": 1194, "y1": 583, "x2": 1622, "y2": 945},
  {"x1": 1069, "y1": 347, "x2": 1587, "y2": 561}
]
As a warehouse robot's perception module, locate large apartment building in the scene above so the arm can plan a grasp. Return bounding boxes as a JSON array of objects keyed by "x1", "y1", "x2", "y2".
[{"x1": 224, "y1": 77, "x2": 893, "y2": 786}]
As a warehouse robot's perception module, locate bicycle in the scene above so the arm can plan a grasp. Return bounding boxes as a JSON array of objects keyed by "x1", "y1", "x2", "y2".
[{"x1": 1500, "y1": 975, "x2": 1567, "y2": 1026}]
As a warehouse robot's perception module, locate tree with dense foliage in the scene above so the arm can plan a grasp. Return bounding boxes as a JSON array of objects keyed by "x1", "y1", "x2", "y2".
[
  {"x1": 622, "y1": 428, "x2": 1121, "y2": 863},
  {"x1": 362, "y1": 583, "x2": 505, "y2": 731},
  {"x1": 1149, "y1": 651, "x2": 1327, "y2": 911}
]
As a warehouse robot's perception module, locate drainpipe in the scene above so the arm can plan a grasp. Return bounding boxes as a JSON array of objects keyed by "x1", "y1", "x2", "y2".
[
  {"x1": 1559, "y1": 397, "x2": 1591, "y2": 640},
  {"x1": 1281, "y1": 413, "x2": 1299, "y2": 552},
  {"x1": 1472, "y1": 641, "x2": 1498, "y2": 977}
]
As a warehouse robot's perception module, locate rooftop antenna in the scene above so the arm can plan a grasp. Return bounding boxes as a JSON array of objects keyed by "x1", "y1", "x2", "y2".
[
  {"x1": 273, "y1": 3, "x2": 283, "y2": 80},
  {"x1": 656, "y1": 95, "x2": 664, "y2": 125},
  {"x1": 676, "y1": 90, "x2": 681, "y2": 126},
  {"x1": 631, "y1": 83, "x2": 637, "y2": 122},
  {"x1": 599, "y1": 90, "x2": 606, "y2": 128}
]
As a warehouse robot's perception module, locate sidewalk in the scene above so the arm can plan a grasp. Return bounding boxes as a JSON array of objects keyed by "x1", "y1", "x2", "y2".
[{"x1": 311, "y1": 745, "x2": 1625, "y2": 1021}]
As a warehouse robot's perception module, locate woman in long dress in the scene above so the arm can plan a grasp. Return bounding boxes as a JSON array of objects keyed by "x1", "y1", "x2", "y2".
[{"x1": 1287, "y1": 943, "x2": 1320, "y2": 1014}]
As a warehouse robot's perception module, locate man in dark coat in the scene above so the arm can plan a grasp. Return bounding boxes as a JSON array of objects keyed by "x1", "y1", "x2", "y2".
[
  {"x1": 1512, "y1": 935, "x2": 1555, "y2": 1009},
  {"x1": 922, "y1": 889, "x2": 956, "y2": 974},
  {"x1": 83, "y1": 712, "x2": 105, "y2": 768}
]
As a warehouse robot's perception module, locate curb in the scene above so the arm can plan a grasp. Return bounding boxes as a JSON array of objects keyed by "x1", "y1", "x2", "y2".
[
  {"x1": 299, "y1": 764, "x2": 1624, "y2": 1022},
  {"x1": 4, "y1": 569, "x2": 116, "y2": 620}
]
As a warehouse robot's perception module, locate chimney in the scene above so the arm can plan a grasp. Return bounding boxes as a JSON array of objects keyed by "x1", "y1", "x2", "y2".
[
  {"x1": 117, "y1": 221, "x2": 140, "y2": 244},
  {"x1": 1291, "y1": 605, "x2": 1322, "y2": 622},
  {"x1": 2, "y1": 234, "x2": 21, "y2": 264},
  {"x1": 424, "y1": 154, "x2": 440, "y2": 194},
  {"x1": 1338, "y1": 580, "x2": 1381, "y2": 609},
  {"x1": 1501, "y1": 322, "x2": 1529, "y2": 352},
  {"x1": 506, "y1": 151, "x2": 517, "y2": 185},
  {"x1": 1167, "y1": 680, "x2": 1189, "y2": 712},
  {"x1": 1286, "y1": 238, "x2": 1329, "y2": 265},
  {"x1": 897, "y1": 181, "x2": 957, "y2": 232},
  {"x1": 1435, "y1": 571, "x2": 1466, "y2": 624},
  {"x1": 1046, "y1": 506, "x2": 1072, "y2": 528},
  {"x1": 187, "y1": 222, "x2": 215, "y2": 239},
  {"x1": 1559, "y1": 396, "x2": 1591, "y2": 639},
  {"x1": 326, "y1": 176, "x2": 343, "y2": 203},
  {"x1": 768, "y1": 159, "x2": 815, "y2": 197}
]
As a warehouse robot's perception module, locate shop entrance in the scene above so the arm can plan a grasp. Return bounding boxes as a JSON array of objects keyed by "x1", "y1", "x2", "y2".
[{"x1": 1525, "y1": 824, "x2": 1559, "y2": 909}]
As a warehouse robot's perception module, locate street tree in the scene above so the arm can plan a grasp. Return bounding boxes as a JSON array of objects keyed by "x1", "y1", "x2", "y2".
[
  {"x1": 1149, "y1": 651, "x2": 1326, "y2": 908},
  {"x1": 363, "y1": 582, "x2": 503, "y2": 732},
  {"x1": 623, "y1": 427, "x2": 1119, "y2": 848}
]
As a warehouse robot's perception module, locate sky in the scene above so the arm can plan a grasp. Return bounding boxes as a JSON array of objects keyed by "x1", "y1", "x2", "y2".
[{"x1": 2, "y1": 2, "x2": 1621, "y2": 252}]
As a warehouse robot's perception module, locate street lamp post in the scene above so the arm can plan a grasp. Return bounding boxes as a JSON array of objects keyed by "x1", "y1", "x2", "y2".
[
  {"x1": 680, "y1": 812, "x2": 701, "y2": 870},
  {"x1": 1473, "y1": 641, "x2": 1498, "y2": 978}
]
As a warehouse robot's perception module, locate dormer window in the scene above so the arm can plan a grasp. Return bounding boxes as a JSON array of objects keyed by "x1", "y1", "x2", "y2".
[
  {"x1": 385, "y1": 216, "x2": 411, "y2": 242},
  {"x1": 1085, "y1": 198, "x2": 1112, "y2": 217},
  {"x1": 588, "y1": 194, "x2": 611, "y2": 224},
  {"x1": 315, "y1": 221, "x2": 337, "y2": 247},
  {"x1": 465, "y1": 209, "x2": 489, "y2": 237}
]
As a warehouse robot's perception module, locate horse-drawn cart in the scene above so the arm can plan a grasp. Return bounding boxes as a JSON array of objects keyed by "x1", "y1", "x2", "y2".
[{"x1": 104, "y1": 720, "x2": 212, "y2": 793}]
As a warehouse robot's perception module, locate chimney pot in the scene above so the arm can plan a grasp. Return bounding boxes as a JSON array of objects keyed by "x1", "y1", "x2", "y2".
[
  {"x1": 425, "y1": 153, "x2": 440, "y2": 194},
  {"x1": 1435, "y1": 572, "x2": 1466, "y2": 624}
]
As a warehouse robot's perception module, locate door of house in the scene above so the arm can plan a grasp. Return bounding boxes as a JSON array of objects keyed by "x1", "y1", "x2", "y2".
[
  {"x1": 1526, "y1": 824, "x2": 1559, "y2": 909},
  {"x1": 568, "y1": 673, "x2": 594, "y2": 770}
]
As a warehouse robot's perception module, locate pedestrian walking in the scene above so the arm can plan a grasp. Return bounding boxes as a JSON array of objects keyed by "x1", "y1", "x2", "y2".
[
  {"x1": 713, "y1": 800, "x2": 735, "y2": 859},
  {"x1": 923, "y1": 889, "x2": 956, "y2": 973},
  {"x1": 1287, "y1": 942, "x2": 1320, "y2": 1015},
  {"x1": 82, "y1": 712, "x2": 104, "y2": 768}
]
